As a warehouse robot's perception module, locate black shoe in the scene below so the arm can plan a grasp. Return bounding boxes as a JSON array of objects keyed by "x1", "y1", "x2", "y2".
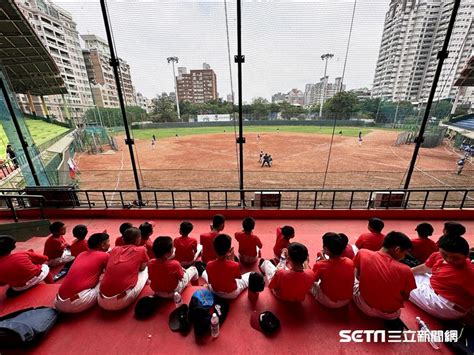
[
  {"x1": 194, "y1": 261, "x2": 206, "y2": 277},
  {"x1": 6, "y1": 287, "x2": 24, "y2": 298}
]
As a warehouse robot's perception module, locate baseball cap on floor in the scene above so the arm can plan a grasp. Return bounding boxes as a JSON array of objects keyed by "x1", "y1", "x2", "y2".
[
  {"x1": 250, "y1": 311, "x2": 280, "y2": 335},
  {"x1": 169, "y1": 304, "x2": 191, "y2": 334}
]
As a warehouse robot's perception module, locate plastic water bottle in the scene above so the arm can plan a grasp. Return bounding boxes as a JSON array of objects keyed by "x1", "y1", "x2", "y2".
[
  {"x1": 210, "y1": 313, "x2": 219, "y2": 338},
  {"x1": 173, "y1": 292, "x2": 182, "y2": 308},
  {"x1": 416, "y1": 317, "x2": 440, "y2": 350},
  {"x1": 277, "y1": 251, "x2": 287, "y2": 269}
]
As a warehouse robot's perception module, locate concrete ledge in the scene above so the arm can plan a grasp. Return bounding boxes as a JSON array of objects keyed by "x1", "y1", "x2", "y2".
[{"x1": 0, "y1": 219, "x2": 50, "y2": 241}]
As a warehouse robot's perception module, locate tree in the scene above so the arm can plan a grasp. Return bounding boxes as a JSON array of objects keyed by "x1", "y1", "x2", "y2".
[
  {"x1": 151, "y1": 94, "x2": 178, "y2": 122},
  {"x1": 84, "y1": 106, "x2": 147, "y2": 127},
  {"x1": 323, "y1": 91, "x2": 358, "y2": 119},
  {"x1": 431, "y1": 101, "x2": 452, "y2": 120},
  {"x1": 250, "y1": 97, "x2": 270, "y2": 120},
  {"x1": 356, "y1": 97, "x2": 381, "y2": 119}
]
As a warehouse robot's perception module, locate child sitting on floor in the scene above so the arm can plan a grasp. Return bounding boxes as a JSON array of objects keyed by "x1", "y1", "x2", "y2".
[
  {"x1": 0, "y1": 235, "x2": 53, "y2": 296},
  {"x1": 70, "y1": 224, "x2": 89, "y2": 258},
  {"x1": 260, "y1": 242, "x2": 315, "y2": 302},
  {"x1": 311, "y1": 233, "x2": 354, "y2": 308},
  {"x1": 203, "y1": 234, "x2": 250, "y2": 299},
  {"x1": 339, "y1": 233, "x2": 355, "y2": 260},
  {"x1": 174, "y1": 221, "x2": 202, "y2": 267},
  {"x1": 115, "y1": 222, "x2": 133, "y2": 246},
  {"x1": 409, "y1": 222, "x2": 437, "y2": 264},
  {"x1": 410, "y1": 235, "x2": 474, "y2": 320},
  {"x1": 235, "y1": 217, "x2": 263, "y2": 264},
  {"x1": 355, "y1": 217, "x2": 385, "y2": 252},
  {"x1": 55, "y1": 233, "x2": 110, "y2": 313},
  {"x1": 200, "y1": 214, "x2": 225, "y2": 264},
  {"x1": 148, "y1": 236, "x2": 198, "y2": 298},
  {"x1": 43, "y1": 221, "x2": 75, "y2": 267},
  {"x1": 273, "y1": 225, "x2": 295, "y2": 263},
  {"x1": 139, "y1": 222, "x2": 154, "y2": 259},
  {"x1": 436, "y1": 221, "x2": 466, "y2": 244},
  {"x1": 98, "y1": 228, "x2": 149, "y2": 311}
]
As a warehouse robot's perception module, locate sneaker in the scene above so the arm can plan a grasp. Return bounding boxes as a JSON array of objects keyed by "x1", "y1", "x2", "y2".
[{"x1": 258, "y1": 258, "x2": 266, "y2": 273}]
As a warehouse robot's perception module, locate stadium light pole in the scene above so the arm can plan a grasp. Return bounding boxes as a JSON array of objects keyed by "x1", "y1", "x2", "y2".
[
  {"x1": 167, "y1": 57, "x2": 181, "y2": 121},
  {"x1": 403, "y1": 0, "x2": 460, "y2": 190},
  {"x1": 319, "y1": 53, "x2": 334, "y2": 118}
]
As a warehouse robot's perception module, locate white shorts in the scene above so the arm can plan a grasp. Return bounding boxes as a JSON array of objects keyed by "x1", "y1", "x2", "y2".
[
  {"x1": 202, "y1": 271, "x2": 250, "y2": 299},
  {"x1": 48, "y1": 249, "x2": 75, "y2": 267},
  {"x1": 55, "y1": 284, "x2": 100, "y2": 313},
  {"x1": 12, "y1": 264, "x2": 50, "y2": 291},
  {"x1": 154, "y1": 266, "x2": 198, "y2": 298}
]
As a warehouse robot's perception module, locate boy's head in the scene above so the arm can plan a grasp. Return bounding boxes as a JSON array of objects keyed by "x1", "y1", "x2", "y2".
[
  {"x1": 382, "y1": 231, "x2": 412, "y2": 260},
  {"x1": 87, "y1": 233, "x2": 110, "y2": 251},
  {"x1": 368, "y1": 218, "x2": 384, "y2": 233},
  {"x1": 123, "y1": 227, "x2": 141, "y2": 245},
  {"x1": 415, "y1": 223, "x2": 434, "y2": 238},
  {"x1": 179, "y1": 221, "x2": 193, "y2": 236},
  {"x1": 281, "y1": 226, "x2": 295, "y2": 240},
  {"x1": 438, "y1": 235, "x2": 469, "y2": 267},
  {"x1": 152, "y1": 236, "x2": 173, "y2": 259},
  {"x1": 443, "y1": 221, "x2": 466, "y2": 237},
  {"x1": 322, "y1": 232, "x2": 348, "y2": 257},
  {"x1": 242, "y1": 217, "x2": 255, "y2": 233},
  {"x1": 72, "y1": 224, "x2": 88, "y2": 240},
  {"x1": 287, "y1": 242, "x2": 308, "y2": 266},
  {"x1": 119, "y1": 222, "x2": 133, "y2": 236},
  {"x1": 213, "y1": 234, "x2": 232, "y2": 256},
  {"x1": 212, "y1": 214, "x2": 225, "y2": 232},
  {"x1": 139, "y1": 222, "x2": 153, "y2": 240},
  {"x1": 50, "y1": 221, "x2": 66, "y2": 236},
  {"x1": 0, "y1": 235, "x2": 16, "y2": 256}
]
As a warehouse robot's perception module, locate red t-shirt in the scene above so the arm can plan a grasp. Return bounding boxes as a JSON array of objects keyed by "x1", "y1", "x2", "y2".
[
  {"x1": 200, "y1": 231, "x2": 219, "y2": 263},
  {"x1": 410, "y1": 237, "x2": 438, "y2": 263},
  {"x1": 70, "y1": 239, "x2": 88, "y2": 258},
  {"x1": 269, "y1": 269, "x2": 315, "y2": 302},
  {"x1": 115, "y1": 236, "x2": 124, "y2": 247},
  {"x1": 59, "y1": 250, "x2": 109, "y2": 299},
  {"x1": 355, "y1": 232, "x2": 385, "y2": 251},
  {"x1": 273, "y1": 228, "x2": 290, "y2": 257},
  {"x1": 235, "y1": 231, "x2": 262, "y2": 257},
  {"x1": 139, "y1": 238, "x2": 154, "y2": 259},
  {"x1": 148, "y1": 259, "x2": 184, "y2": 293},
  {"x1": 99, "y1": 245, "x2": 149, "y2": 296},
  {"x1": 43, "y1": 235, "x2": 68, "y2": 260},
  {"x1": 206, "y1": 259, "x2": 241, "y2": 293},
  {"x1": 312, "y1": 257, "x2": 355, "y2": 302},
  {"x1": 0, "y1": 251, "x2": 48, "y2": 287},
  {"x1": 354, "y1": 249, "x2": 416, "y2": 313},
  {"x1": 340, "y1": 244, "x2": 355, "y2": 260},
  {"x1": 174, "y1": 236, "x2": 198, "y2": 263},
  {"x1": 425, "y1": 252, "x2": 474, "y2": 310}
]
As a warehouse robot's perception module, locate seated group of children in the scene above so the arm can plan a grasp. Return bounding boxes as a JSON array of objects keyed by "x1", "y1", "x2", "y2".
[{"x1": 0, "y1": 216, "x2": 472, "y2": 328}]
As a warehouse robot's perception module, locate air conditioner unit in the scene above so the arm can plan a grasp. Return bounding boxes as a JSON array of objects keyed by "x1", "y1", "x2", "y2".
[
  {"x1": 252, "y1": 192, "x2": 281, "y2": 208},
  {"x1": 369, "y1": 191, "x2": 406, "y2": 208}
]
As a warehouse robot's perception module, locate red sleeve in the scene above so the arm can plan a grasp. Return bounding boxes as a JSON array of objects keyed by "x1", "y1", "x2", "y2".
[
  {"x1": 425, "y1": 252, "x2": 439, "y2": 268},
  {"x1": 28, "y1": 251, "x2": 48, "y2": 264},
  {"x1": 353, "y1": 251, "x2": 361, "y2": 269},
  {"x1": 233, "y1": 263, "x2": 241, "y2": 279},
  {"x1": 176, "y1": 262, "x2": 185, "y2": 279},
  {"x1": 268, "y1": 270, "x2": 281, "y2": 290},
  {"x1": 402, "y1": 270, "x2": 417, "y2": 300},
  {"x1": 235, "y1": 232, "x2": 242, "y2": 243},
  {"x1": 256, "y1": 236, "x2": 263, "y2": 249},
  {"x1": 312, "y1": 263, "x2": 322, "y2": 281},
  {"x1": 191, "y1": 238, "x2": 197, "y2": 253},
  {"x1": 355, "y1": 235, "x2": 364, "y2": 249},
  {"x1": 141, "y1": 248, "x2": 149, "y2": 263}
]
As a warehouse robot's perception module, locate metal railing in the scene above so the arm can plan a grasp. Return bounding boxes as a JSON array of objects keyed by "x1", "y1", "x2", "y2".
[
  {"x1": 0, "y1": 188, "x2": 472, "y2": 213},
  {"x1": 0, "y1": 194, "x2": 46, "y2": 222}
]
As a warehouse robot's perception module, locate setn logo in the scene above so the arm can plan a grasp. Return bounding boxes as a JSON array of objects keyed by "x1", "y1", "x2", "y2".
[{"x1": 339, "y1": 330, "x2": 386, "y2": 343}]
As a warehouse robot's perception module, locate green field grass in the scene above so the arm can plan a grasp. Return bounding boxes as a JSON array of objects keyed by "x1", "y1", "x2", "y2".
[
  {"x1": 121, "y1": 126, "x2": 376, "y2": 140},
  {"x1": 0, "y1": 119, "x2": 69, "y2": 155}
]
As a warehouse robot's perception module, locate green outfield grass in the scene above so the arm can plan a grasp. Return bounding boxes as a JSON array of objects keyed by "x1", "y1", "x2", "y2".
[
  {"x1": 0, "y1": 119, "x2": 69, "y2": 155},
  {"x1": 122, "y1": 125, "x2": 376, "y2": 140}
]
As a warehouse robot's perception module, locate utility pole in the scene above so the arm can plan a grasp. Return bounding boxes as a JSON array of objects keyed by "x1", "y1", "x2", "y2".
[
  {"x1": 319, "y1": 53, "x2": 334, "y2": 118},
  {"x1": 167, "y1": 56, "x2": 181, "y2": 121}
]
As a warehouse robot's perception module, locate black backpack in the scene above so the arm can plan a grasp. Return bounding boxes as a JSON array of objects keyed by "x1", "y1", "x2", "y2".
[{"x1": 0, "y1": 307, "x2": 58, "y2": 348}]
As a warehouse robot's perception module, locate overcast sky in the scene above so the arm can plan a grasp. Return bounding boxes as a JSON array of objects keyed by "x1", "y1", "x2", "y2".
[{"x1": 56, "y1": 0, "x2": 389, "y2": 102}]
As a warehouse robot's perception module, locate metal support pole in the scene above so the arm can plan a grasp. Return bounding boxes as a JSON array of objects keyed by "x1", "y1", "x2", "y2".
[
  {"x1": 235, "y1": 0, "x2": 245, "y2": 206},
  {"x1": 26, "y1": 92, "x2": 36, "y2": 118},
  {"x1": 172, "y1": 61, "x2": 181, "y2": 121},
  {"x1": 40, "y1": 96, "x2": 50, "y2": 119},
  {"x1": 100, "y1": 0, "x2": 142, "y2": 202},
  {"x1": 0, "y1": 79, "x2": 40, "y2": 186},
  {"x1": 403, "y1": 0, "x2": 460, "y2": 190}
]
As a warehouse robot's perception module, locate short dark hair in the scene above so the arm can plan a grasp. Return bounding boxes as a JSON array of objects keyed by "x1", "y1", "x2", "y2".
[
  {"x1": 139, "y1": 222, "x2": 153, "y2": 239},
  {"x1": 438, "y1": 235, "x2": 469, "y2": 256},
  {"x1": 242, "y1": 217, "x2": 255, "y2": 232},
  {"x1": 212, "y1": 214, "x2": 225, "y2": 229},
  {"x1": 322, "y1": 232, "x2": 347, "y2": 256},
  {"x1": 88, "y1": 233, "x2": 109, "y2": 249},
  {"x1": 213, "y1": 234, "x2": 231, "y2": 256},
  {"x1": 415, "y1": 223, "x2": 434, "y2": 238},
  {"x1": 50, "y1": 221, "x2": 65, "y2": 234},
  {"x1": 120, "y1": 222, "x2": 133, "y2": 235},
  {"x1": 179, "y1": 221, "x2": 193, "y2": 236},
  {"x1": 72, "y1": 224, "x2": 88, "y2": 240},
  {"x1": 444, "y1": 221, "x2": 466, "y2": 237},
  {"x1": 382, "y1": 231, "x2": 412, "y2": 251},
  {"x1": 281, "y1": 226, "x2": 295, "y2": 239},
  {"x1": 287, "y1": 242, "x2": 308, "y2": 265},
  {"x1": 152, "y1": 236, "x2": 173, "y2": 258},
  {"x1": 0, "y1": 235, "x2": 16, "y2": 256},
  {"x1": 368, "y1": 218, "x2": 384, "y2": 233},
  {"x1": 123, "y1": 227, "x2": 141, "y2": 245}
]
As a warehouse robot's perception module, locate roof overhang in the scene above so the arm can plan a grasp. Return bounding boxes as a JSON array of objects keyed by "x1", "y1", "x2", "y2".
[
  {"x1": 0, "y1": 0, "x2": 67, "y2": 96},
  {"x1": 454, "y1": 55, "x2": 474, "y2": 87}
]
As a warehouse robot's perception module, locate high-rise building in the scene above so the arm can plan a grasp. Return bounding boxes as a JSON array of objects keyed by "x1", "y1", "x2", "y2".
[
  {"x1": 271, "y1": 92, "x2": 286, "y2": 104},
  {"x1": 285, "y1": 89, "x2": 305, "y2": 106},
  {"x1": 304, "y1": 77, "x2": 345, "y2": 106},
  {"x1": 372, "y1": 0, "x2": 474, "y2": 105},
  {"x1": 15, "y1": 0, "x2": 93, "y2": 122},
  {"x1": 136, "y1": 92, "x2": 152, "y2": 113},
  {"x1": 176, "y1": 65, "x2": 217, "y2": 103},
  {"x1": 81, "y1": 34, "x2": 137, "y2": 108}
]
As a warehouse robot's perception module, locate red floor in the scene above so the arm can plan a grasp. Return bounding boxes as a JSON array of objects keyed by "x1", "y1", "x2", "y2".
[{"x1": 2, "y1": 218, "x2": 473, "y2": 354}]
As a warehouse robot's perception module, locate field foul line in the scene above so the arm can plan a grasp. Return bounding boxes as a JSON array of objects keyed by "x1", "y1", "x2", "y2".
[{"x1": 110, "y1": 149, "x2": 125, "y2": 202}]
